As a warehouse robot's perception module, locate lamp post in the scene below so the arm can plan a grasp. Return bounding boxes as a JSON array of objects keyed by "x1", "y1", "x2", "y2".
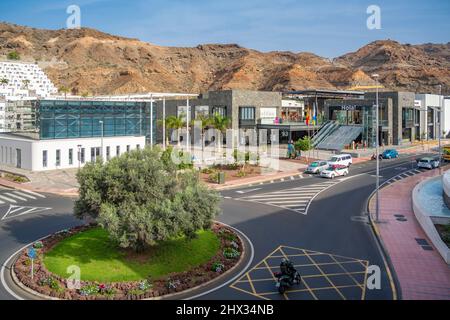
[
  {"x1": 438, "y1": 85, "x2": 442, "y2": 163},
  {"x1": 372, "y1": 74, "x2": 380, "y2": 223},
  {"x1": 99, "y1": 120, "x2": 104, "y2": 159}
]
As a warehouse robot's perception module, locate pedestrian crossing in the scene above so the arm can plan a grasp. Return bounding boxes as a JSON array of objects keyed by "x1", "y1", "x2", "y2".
[
  {"x1": 238, "y1": 180, "x2": 342, "y2": 215},
  {"x1": 382, "y1": 168, "x2": 428, "y2": 187},
  {"x1": 0, "y1": 189, "x2": 46, "y2": 205}
]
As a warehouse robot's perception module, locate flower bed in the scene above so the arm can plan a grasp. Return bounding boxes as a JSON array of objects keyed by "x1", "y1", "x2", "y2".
[{"x1": 13, "y1": 223, "x2": 243, "y2": 300}]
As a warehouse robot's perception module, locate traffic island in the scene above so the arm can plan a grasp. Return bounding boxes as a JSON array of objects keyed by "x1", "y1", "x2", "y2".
[{"x1": 11, "y1": 222, "x2": 246, "y2": 300}]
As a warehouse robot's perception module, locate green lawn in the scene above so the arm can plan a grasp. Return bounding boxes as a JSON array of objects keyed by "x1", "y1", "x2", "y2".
[{"x1": 43, "y1": 227, "x2": 220, "y2": 282}]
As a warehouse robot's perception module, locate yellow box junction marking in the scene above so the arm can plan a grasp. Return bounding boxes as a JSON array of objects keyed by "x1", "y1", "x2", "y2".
[{"x1": 230, "y1": 245, "x2": 370, "y2": 300}]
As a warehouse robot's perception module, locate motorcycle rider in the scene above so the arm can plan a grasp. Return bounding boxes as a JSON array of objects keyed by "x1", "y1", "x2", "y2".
[{"x1": 280, "y1": 258, "x2": 296, "y2": 278}]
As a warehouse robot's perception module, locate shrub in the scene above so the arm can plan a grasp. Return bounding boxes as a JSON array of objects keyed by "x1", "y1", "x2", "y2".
[
  {"x1": 39, "y1": 276, "x2": 61, "y2": 291},
  {"x1": 212, "y1": 262, "x2": 225, "y2": 273},
  {"x1": 33, "y1": 241, "x2": 44, "y2": 249},
  {"x1": 79, "y1": 284, "x2": 99, "y2": 296},
  {"x1": 295, "y1": 137, "x2": 312, "y2": 152},
  {"x1": 7, "y1": 50, "x2": 20, "y2": 60},
  {"x1": 201, "y1": 167, "x2": 215, "y2": 174},
  {"x1": 223, "y1": 247, "x2": 240, "y2": 259},
  {"x1": 138, "y1": 280, "x2": 152, "y2": 291},
  {"x1": 74, "y1": 146, "x2": 221, "y2": 252}
]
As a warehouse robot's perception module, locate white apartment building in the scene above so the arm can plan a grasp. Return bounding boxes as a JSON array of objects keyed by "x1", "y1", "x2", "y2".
[
  {"x1": 0, "y1": 134, "x2": 145, "y2": 171},
  {"x1": 0, "y1": 99, "x2": 5, "y2": 132},
  {"x1": 0, "y1": 61, "x2": 57, "y2": 99},
  {"x1": 415, "y1": 94, "x2": 447, "y2": 140}
]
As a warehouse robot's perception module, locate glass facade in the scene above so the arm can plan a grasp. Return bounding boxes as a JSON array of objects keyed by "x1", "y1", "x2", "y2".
[{"x1": 36, "y1": 100, "x2": 156, "y2": 143}]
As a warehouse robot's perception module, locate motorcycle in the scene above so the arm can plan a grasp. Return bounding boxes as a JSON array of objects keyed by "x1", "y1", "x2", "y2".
[{"x1": 274, "y1": 270, "x2": 302, "y2": 294}]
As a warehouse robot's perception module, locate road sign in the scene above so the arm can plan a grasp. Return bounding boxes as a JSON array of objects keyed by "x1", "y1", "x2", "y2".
[{"x1": 28, "y1": 247, "x2": 36, "y2": 260}]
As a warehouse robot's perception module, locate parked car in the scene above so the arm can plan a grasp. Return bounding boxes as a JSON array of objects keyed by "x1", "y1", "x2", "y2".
[
  {"x1": 328, "y1": 154, "x2": 353, "y2": 167},
  {"x1": 320, "y1": 164, "x2": 349, "y2": 179},
  {"x1": 417, "y1": 157, "x2": 440, "y2": 169},
  {"x1": 305, "y1": 161, "x2": 329, "y2": 174},
  {"x1": 382, "y1": 149, "x2": 399, "y2": 159}
]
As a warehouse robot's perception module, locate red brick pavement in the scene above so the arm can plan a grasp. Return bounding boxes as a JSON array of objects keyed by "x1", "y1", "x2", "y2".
[{"x1": 369, "y1": 168, "x2": 450, "y2": 300}]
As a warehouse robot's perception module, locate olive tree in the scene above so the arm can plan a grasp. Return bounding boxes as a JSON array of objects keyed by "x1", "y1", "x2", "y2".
[{"x1": 74, "y1": 147, "x2": 221, "y2": 252}]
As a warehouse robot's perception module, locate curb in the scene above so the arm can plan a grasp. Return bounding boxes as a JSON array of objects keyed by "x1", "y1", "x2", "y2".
[
  {"x1": 5, "y1": 222, "x2": 253, "y2": 301},
  {"x1": 209, "y1": 170, "x2": 305, "y2": 191}
]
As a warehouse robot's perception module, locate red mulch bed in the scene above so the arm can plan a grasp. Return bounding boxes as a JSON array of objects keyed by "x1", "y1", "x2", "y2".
[{"x1": 13, "y1": 223, "x2": 243, "y2": 300}]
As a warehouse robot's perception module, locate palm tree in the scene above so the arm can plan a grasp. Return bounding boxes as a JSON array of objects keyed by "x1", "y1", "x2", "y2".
[
  {"x1": 59, "y1": 86, "x2": 70, "y2": 99},
  {"x1": 164, "y1": 115, "x2": 185, "y2": 147},
  {"x1": 22, "y1": 79, "x2": 30, "y2": 90},
  {"x1": 211, "y1": 114, "x2": 231, "y2": 151},
  {"x1": 191, "y1": 114, "x2": 213, "y2": 151},
  {"x1": 0, "y1": 78, "x2": 9, "y2": 87}
]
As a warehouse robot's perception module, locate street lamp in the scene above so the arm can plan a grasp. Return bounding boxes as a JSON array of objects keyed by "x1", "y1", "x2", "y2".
[
  {"x1": 99, "y1": 120, "x2": 104, "y2": 159},
  {"x1": 438, "y1": 85, "x2": 442, "y2": 163},
  {"x1": 372, "y1": 73, "x2": 380, "y2": 223}
]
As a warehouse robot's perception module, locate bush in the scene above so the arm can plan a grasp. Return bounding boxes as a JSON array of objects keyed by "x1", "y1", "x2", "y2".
[
  {"x1": 223, "y1": 247, "x2": 240, "y2": 259},
  {"x1": 212, "y1": 262, "x2": 225, "y2": 273},
  {"x1": 74, "y1": 146, "x2": 221, "y2": 252},
  {"x1": 7, "y1": 50, "x2": 20, "y2": 60},
  {"x1": 161, "y1": 146, "x2": 193, "y2": 170},
  {"x1": 79, "y1": 284, "x2": 99, "y2": 296},
  {"x1": 295, "y1": 137, "x2": 312, "y2": 152}
]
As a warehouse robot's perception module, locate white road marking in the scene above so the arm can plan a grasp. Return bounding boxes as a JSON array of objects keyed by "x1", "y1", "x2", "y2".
[
  {"x1": 236, "y1": 188, "x2": 262, "y2": 194},
  {"x1": 1, "y1": 205, "x2": 52, "y2": 221},
  {"x1": 290, "y1": 176, "x2": 295, "y2": 180},
  {"x1": 12, "y1": 191, "x2": 37, "y2": 199},
  {"x1": 18, "y1": 189, "x2": 46, "y2": 198},
  {"x1": 4, "y1": 193, "x2": 28, "y2": 201},
  {"x1": 0, "y1": 195, "x2": 17, "y2": 203}
]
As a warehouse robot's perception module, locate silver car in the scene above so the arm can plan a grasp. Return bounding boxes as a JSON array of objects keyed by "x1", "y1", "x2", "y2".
[
  {"x1": 305, "y1": 161, "x2": 329, "y2": 174},
  {"x1": 417, "y1": 157, "x2": 440, "y2": 169}
]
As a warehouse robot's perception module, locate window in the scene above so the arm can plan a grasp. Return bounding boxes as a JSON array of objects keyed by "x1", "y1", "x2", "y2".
[
  {"x1": 80, "y1": 148, "x2": 85, "y2": 164},
  {"x1": 56, "y1": 149, "x2": 61, "y2": 166},
  {"x1": 126, "y1": 145, "x2": 130, "y2": 153},
  {"x1": 136, "y1": 144, "x2": 140, "y2": 150},
  {"x1": 69, "y1": 149, "x2": 73, "y2": 165},
  {"x1": 43, "y1": 150, "x2": 48, "y2": 168},
  {"x1": 106, "y1": 146, "x2": 111, "y2": 161},
  {"x1": 239, "y1": 107, "x2": 255, "y2": 120},
  {"x1": 116, "y1": 146, "x2": 120, "y2": 156},
  {"x1": 91, "y1": 148, "x2": 96, "y2": 162},
  {"x1": 212, "y1": 106, "x2": 227, "y2": 117}
]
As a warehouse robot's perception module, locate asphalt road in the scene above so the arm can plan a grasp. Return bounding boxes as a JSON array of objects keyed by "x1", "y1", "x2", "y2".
[{"x1": 0, "y1": 152, "x2": 436, "y2": 300}]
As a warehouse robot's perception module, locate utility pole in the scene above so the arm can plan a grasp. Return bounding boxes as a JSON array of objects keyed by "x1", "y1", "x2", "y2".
[
  {"x1": 372, "y1": 74, "x2": 380, "y2": 223},
  {"x1": 99, "y1": 120, "x2": 104, "y2": 159},
  {"x1": 438, "y1": 85, "x2": 442, "y2": 163}
]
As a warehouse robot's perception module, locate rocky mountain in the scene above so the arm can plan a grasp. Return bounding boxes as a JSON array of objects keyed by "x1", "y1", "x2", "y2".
[{"x1": 0, "y1": 22, "x2": 448, "y2": 95}]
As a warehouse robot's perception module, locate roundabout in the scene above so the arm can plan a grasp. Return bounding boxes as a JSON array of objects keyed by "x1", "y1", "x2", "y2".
[{"x1": 1, "y1": 221, "x2": 254, "y2": 300}]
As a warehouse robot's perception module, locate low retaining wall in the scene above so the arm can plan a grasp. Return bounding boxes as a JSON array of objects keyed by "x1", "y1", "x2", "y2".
[
  {"x1": 443, "y1": 171, "x2": 450, "y2": 209},
  {"x1": 412, "y1": 176, "x2": 450, "y2": 264}
]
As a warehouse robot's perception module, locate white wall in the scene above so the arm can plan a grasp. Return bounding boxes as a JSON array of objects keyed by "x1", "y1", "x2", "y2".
[
  {"x1": 0, "y1": 135, "x2": 146, "y2": 171},
  {"x1": 444, "y1": 98, "x2": 450, "y2": 137},
  {"x1": 0, "y1": 136, "x2": 33, "y2": 169}
]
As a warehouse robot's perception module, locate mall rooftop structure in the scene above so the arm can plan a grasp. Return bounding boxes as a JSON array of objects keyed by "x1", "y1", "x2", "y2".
[{"x1": 0, "y1": 93, "x2": 196, "y2": 171}]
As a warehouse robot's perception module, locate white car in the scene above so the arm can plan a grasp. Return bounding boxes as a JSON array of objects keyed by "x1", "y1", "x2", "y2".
[
  {"x1": 305, "y1": 161, "x2": 329, "y2": 174},
  {"x1": 328, "y1": 154, "x2": 353, "y2": 168},
  {"x1": 320, "y1": 165, "x2": 349, "y2": 179},
  {"x1": 417, "y1": 157, "x2": 440, "y2": 169}
]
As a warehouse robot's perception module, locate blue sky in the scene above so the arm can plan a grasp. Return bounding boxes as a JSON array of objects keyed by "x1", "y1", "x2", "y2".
[{"x1": 1, "y1": 0, "x2": 449, "y2": 57}]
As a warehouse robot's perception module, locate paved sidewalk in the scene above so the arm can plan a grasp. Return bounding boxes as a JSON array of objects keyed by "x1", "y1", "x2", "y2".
[
  {"x1": 0, "y1": 165, "x2": 79, "y2": 196},
  {"x1": 369, "y1": 168, "x2": 450, "y2": 300}
]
